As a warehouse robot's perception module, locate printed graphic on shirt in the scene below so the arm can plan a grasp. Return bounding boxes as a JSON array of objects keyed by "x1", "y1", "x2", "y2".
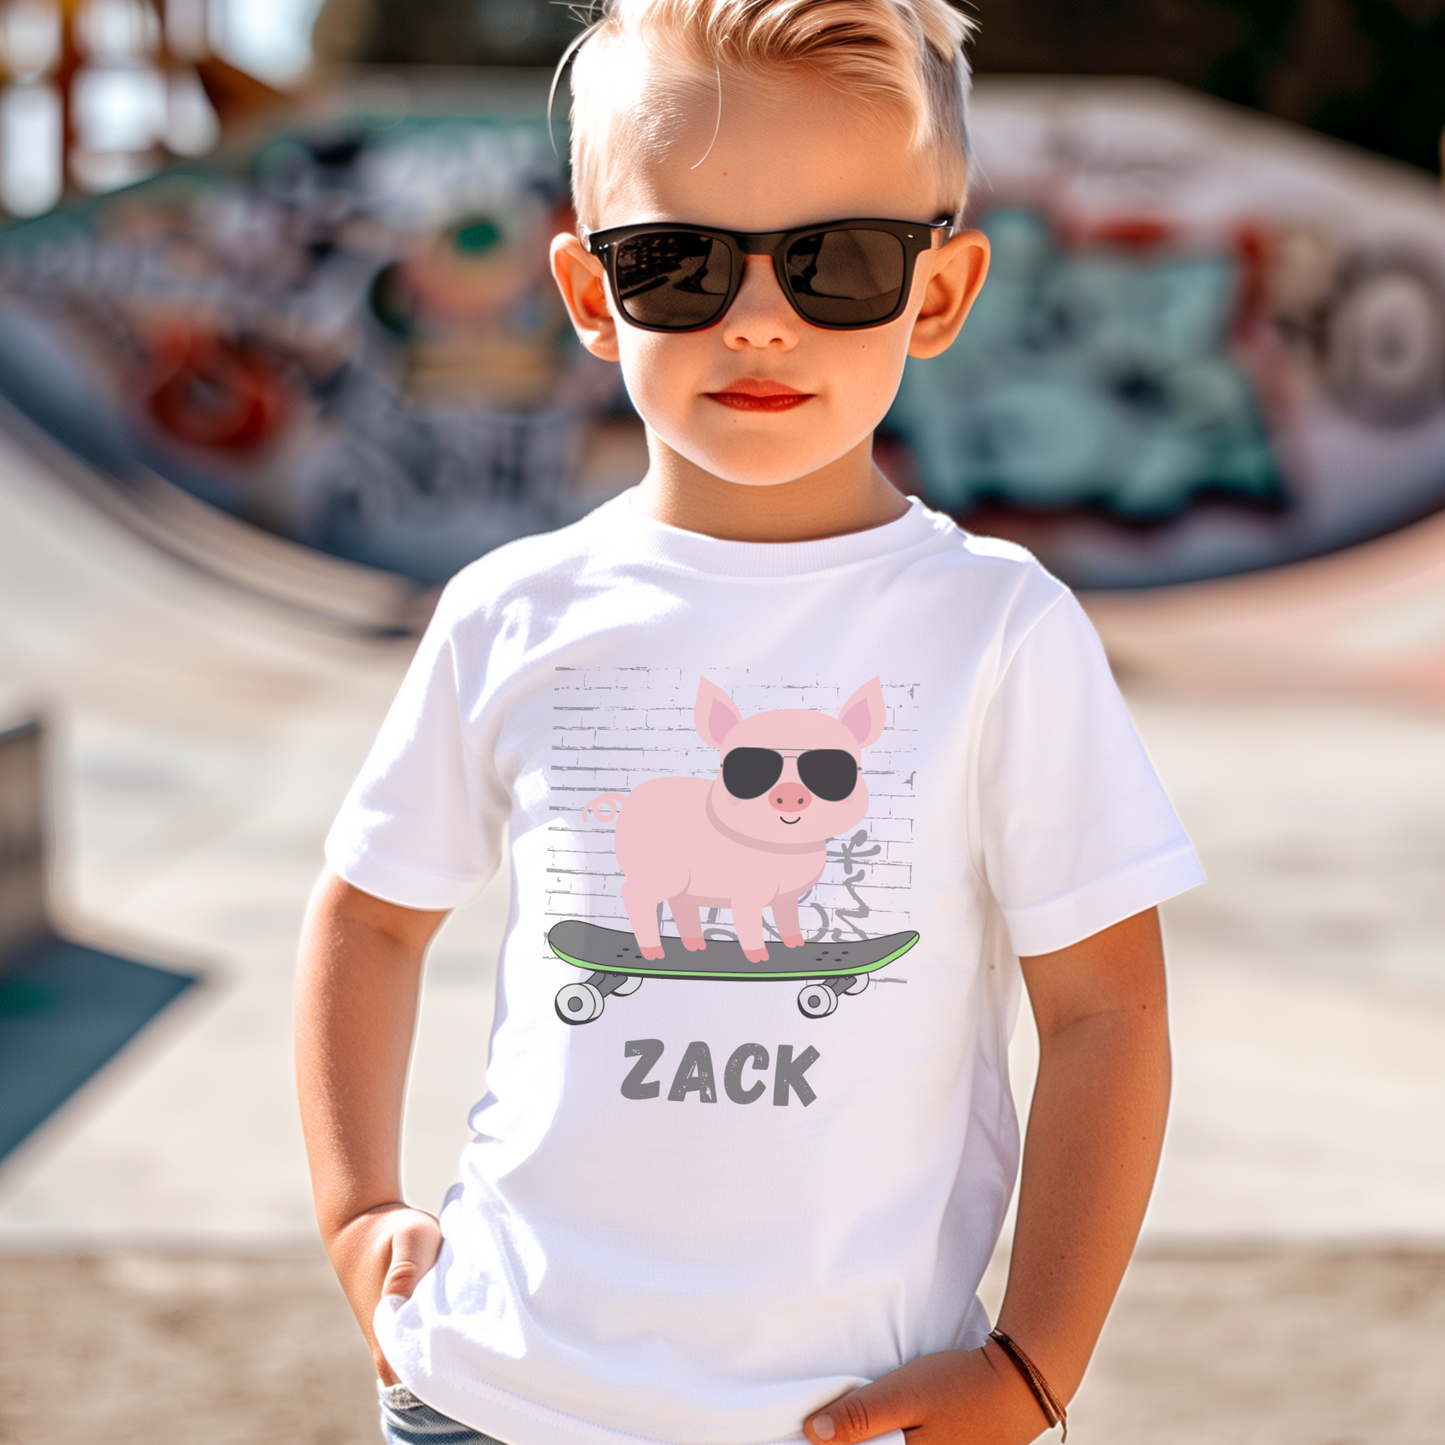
[{"x1": 546, "y1": 670, "x2": 919, "y2": 1024}]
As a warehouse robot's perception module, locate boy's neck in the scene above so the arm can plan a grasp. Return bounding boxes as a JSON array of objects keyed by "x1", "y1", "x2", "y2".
[{"x1": 635, "y1": 433, "x2": 910, "y2": 544}]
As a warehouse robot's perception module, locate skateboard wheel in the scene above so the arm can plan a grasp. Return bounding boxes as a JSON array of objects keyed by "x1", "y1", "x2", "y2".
[
  {"x1": 611, "y1": 974, "x2": 642, "y2": 996},
  {"x1": 840, "y1": 973, "x2": 870, "y2": 996},
  {"x1": 556, "y1": 982, "x2": 604, "y2": 1024},
  {"x1": 797, "y1": 984, "x2": 838, "y2": 1018}
]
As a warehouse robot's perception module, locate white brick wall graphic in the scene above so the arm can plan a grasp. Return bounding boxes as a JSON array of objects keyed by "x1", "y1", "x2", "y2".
[{"x1": 546, "y1": 668, "x2": 918, "y2": 946}]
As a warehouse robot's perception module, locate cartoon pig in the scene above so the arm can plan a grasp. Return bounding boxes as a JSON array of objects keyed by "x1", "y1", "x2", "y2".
[{"x1": 584, "y1": 677, "x2": 884, "y2": 963}]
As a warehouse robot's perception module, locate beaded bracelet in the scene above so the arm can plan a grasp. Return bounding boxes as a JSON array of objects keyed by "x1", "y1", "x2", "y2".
[{"x1": 987, "y1": 1329, "x2": 1068, "y2": 1440}]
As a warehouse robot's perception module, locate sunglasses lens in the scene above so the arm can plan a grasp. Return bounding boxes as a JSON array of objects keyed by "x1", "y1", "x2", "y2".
[
  {"x1": 722, "y1": 747, "x2": 784, "y2": 799},
  {"x1": 785, "y1": 228, "x2": 906, "y2": 326},
  {"x1": 797, "y1": 749, "x2": 859, "y2": 802},
  {"x1": 613, "y1": 231, "x2": 734, "y2": 329}
]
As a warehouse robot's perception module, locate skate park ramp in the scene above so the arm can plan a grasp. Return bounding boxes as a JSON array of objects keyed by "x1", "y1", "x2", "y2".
[
  {"x1": 888, "y1": 79, "x2": 1445, "y2": 589},
  {"x1": 0, "y1": 935, "x2": 197, "y2": 1164},
  {"x1": 3, "y1": 76, "x2": 1445, "y2": 600},
  {"x1": 0, "y1": 720, "x2": 201, "y2": 1165},
  {"x1": 0, "y1": 75, "x2": 1440, "y2": 1445}
]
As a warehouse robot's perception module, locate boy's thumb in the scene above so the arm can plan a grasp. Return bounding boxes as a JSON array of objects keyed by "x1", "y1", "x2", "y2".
[
  {"x1": 382, "y1": 1216, "x2": 442, "y2": 1301},
  {"x1": 804, "y1": 1378, "x2": 912, "y2": 1445}
]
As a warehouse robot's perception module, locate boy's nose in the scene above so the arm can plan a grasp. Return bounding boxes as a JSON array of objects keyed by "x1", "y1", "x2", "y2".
[{"x1": 722, "y1": 255, "x2": 799, "y2": 351}]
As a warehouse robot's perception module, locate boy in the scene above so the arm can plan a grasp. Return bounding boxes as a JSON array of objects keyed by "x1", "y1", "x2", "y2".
[{"x1": 296, "y1": 1, "x2": 1204, "y2": 1442}]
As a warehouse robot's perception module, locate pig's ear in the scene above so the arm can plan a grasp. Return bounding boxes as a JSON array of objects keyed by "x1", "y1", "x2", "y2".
[
  {"x1": 695, "y1": 677, "x2": 744, "y2": 748},
  {"x1": 838, "y1": 678, "x2": 885, "y2": 749}
]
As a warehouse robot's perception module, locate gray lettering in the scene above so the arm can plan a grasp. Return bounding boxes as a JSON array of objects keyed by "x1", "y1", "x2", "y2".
[
  {"x1": 621, "y1": 1039, "x2": 665, "y2": 1100},
  {"x1": 668, "y1": 1041, "x2": 718, "y2": 1102},
  {"x1": 723, "y1": 1044, "x2": 769, "y2": 1104},
  {"x1": 773, "y1": 1044, "x2": 819, "y2": 1107}
]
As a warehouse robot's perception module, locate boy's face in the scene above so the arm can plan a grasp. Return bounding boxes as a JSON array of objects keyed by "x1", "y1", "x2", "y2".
[{"x1": 553, "y1": 72, "x2": 989, "y2": 490}]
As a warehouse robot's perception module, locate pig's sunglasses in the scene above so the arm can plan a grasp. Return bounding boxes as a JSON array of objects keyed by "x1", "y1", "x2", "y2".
[
  {"x1": 722, "y1": 747, "x2": 859, "y2": 803},
  {"x1": 583, "y1": 216, "x2": 956, "y2": 333}
]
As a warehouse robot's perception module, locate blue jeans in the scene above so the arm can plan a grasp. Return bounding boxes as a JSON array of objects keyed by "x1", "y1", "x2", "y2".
[{"x1": 379, "y1": 1383, "x2": 510, "y2": 1445}]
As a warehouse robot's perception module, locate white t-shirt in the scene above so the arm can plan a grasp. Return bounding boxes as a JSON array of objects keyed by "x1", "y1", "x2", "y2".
[{"x1": 326, "y1": 492, "x2": 1203, "y2": 1445}]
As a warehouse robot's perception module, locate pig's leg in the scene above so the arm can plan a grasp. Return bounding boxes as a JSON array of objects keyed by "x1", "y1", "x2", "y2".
[
  {"x1": 771, "y1": 893, "x2": 806, "y2": 949},
  {"x1": 730, "y1": 896, "x2": 774, "y2": 964},
  {"x1": 670, "y1": 895, "x2": 706, "y2": 951},
  {"x1": 620, "y1": 881, "x2": 667, "y2": 960}
]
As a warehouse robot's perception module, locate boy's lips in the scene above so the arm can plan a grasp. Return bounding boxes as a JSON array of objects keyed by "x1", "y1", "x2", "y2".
[{"x1": 706, "y1": 379, "x2": 814, "y2": 412}]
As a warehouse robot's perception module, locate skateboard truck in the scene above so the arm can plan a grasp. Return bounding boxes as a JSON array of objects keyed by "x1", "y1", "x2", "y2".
[
  {"x1": 796, "y1": 973, "x2": 870, "y2": 1018},
  {"x1": 555, "y1": 969, "x2": 642, "y2": 1025}
]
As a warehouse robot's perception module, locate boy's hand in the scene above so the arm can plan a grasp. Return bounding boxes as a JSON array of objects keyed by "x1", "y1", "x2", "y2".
[
  {"x1": 327, "y1": 1202, "x2": 444, "y2": 1385},
  {"x1": 804, "y1": 1345, "x2": 1052, "y2": 1445}
]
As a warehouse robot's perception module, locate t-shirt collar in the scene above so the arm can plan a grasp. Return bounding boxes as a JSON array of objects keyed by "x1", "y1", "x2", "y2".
[{"x1": 589, "y1": 488, "x2": 945, "y2": 579}]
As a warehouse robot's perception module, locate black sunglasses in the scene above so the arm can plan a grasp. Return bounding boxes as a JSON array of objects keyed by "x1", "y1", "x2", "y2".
[
  {"x1": 583, "y1": 216, "x2": 955, "y2": 333},
  {"x1": 722, "y1": 747, "x2": 860, "y2": 803}
]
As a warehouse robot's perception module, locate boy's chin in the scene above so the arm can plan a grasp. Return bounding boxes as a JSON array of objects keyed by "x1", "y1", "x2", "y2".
[
  {"x1": 656, "y1": 436, "x2": 866, "y2": 490},
  {"x1": 714, "y1": 468, "x2": 829, "y2": 489}
]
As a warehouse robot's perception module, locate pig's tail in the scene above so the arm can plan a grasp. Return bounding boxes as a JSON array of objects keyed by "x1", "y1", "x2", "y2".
[{"x1": 583, "y1": 792, "x2": 626, "y2": 823}]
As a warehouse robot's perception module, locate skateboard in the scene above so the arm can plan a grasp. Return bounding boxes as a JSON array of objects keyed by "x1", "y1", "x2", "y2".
[{"x1": 547, "y1": 920, "x2": 919, "y2": 1025}]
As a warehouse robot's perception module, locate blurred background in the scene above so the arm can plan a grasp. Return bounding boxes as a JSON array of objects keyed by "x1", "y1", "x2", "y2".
[{"x1": 0, "y1": 2, "x2": 1442, "y2": 1441}]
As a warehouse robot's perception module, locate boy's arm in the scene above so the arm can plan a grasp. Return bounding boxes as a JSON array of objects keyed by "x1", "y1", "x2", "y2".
[
  {"x1": 295, "y1": 870, "x2": 452, "y2": 1384},
  {"x1": 804, "y1": 907, "x2": 1171, "y2": 1445}
]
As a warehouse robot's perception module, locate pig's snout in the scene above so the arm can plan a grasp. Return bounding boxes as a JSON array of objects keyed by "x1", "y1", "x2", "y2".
[{"x1": 771, "y1": 784, "x2": 812, "y2": 814}]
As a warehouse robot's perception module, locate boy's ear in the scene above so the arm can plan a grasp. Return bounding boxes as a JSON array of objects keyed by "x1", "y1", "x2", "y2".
[
  {"x1": 907, "y1": 228, "x2": 990, "y2": 360},
  {"x1": 551, "y1": 232, "x2": 620, "y2": 362}
]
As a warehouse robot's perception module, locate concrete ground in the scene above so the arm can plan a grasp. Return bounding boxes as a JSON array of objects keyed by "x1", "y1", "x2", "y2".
[
  {"x1": 3, "y1": 1248, "x2": 1443, "y2": 1445},
  {"x1": 1, "y1": 425, "x2": 1443, "y2": 1441}
]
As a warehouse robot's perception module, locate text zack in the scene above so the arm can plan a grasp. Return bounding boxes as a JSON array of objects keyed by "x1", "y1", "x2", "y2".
[{"x1": 621, "y1": 1039, "x2": 819, "y2": 1106}]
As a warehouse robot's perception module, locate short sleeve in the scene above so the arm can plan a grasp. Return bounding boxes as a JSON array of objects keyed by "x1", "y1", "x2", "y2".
[
  {"x1": 325, "y1": 590, "x2": 509, "y2": 911},
  {"x1": 977, "y1": 590, "x2": 1204, "y2": 956}
]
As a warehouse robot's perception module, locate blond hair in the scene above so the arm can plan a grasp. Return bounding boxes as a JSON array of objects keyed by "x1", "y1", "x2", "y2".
[{"x1": 561, "y1": 0, "x2": 975, "y2": 226}]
